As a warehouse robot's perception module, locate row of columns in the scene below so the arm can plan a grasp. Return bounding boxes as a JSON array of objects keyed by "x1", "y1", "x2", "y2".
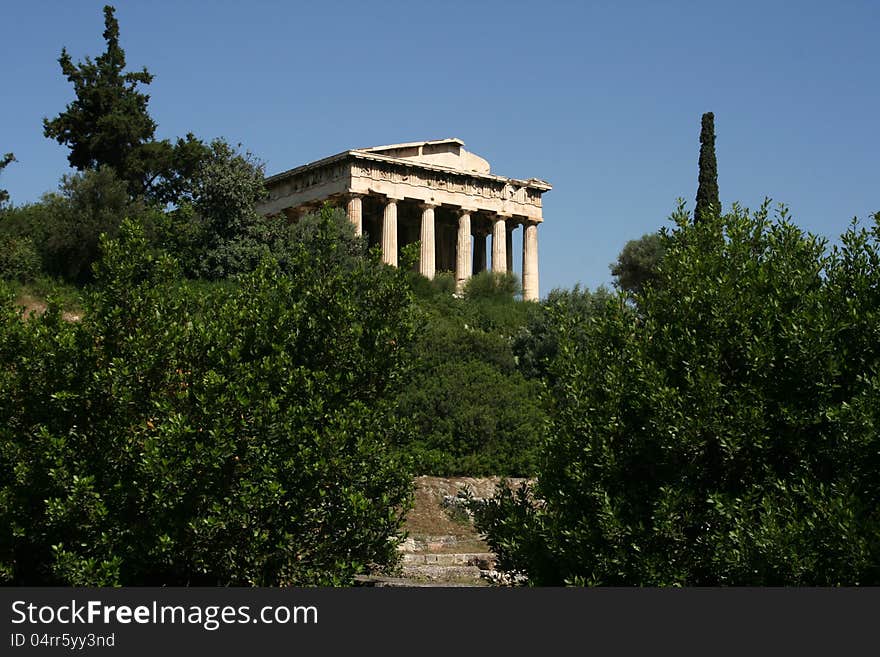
[{"x1": 345, "y1": 193, "x2": 539, "y2": 300}]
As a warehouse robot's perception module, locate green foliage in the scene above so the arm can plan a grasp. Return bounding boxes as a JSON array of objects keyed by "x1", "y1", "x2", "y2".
[
  {"x1": 182, "y1": 137, "x2": 363, "y2": 281},
  {"x1": 189, "y1": 139, "x2": 271, "y2": 279},
  {"x1": 43, "y1": 6, "x2": 155, "y2": 192},
  {"x1": 695, "y1": 111, "x2": 720, "y2": 223},
  {"x1": 463, "y1": 271, "x2": 521, "y2": 301},
  {"x1": 282, "y1": 205, "x2": 367, "y2": 275},
  {"x1": 609, "y1": 232, "x2": 665, "y2": 296},
  {"x1": 192, "y1": 140, "x2": 266, "y2": 243},
  {"x1": 0, "y1": 202, "x2": 52, "y2": 251},
  {"x1": 513, "y1": 285, "x2": 611, "y2": 381},
  {"x1": 398, "y1": 358, "x2": 543, "y2": 476},
  {"x1": 398, "y1": 279, "x2": 546, "y2": 476},
  {"x1": 427, "y1": 271, "x2": 457, "y2": 296},
  {"x1": 0, "y1": 236, "x2": 40, "y2": 282},
  {"x1": 476, "y1": 201, "x2": 880, "y2": 585},
  {"x1": 0, "y1": 221, "x2": 416, "y2": 585},
  {"x1": 42, "y1": 6, "x2": 210, "y2": 202},
  {"x1": 0, "y1": 153, "x2": 15, "y2": 207},
  {"x1": 131, "y1": 133, "x2": 211, "y2": 206},
  {"x1": 144, "y1": 202, "x2": 208, "y2": 278},
  {"x1": 18, "y1": 166, "x2": 154, "y2": 283}
]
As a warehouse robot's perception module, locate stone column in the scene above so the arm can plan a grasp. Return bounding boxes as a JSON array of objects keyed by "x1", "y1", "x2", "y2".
[
  {"x1": 419, "y1": 203, "x2": 436, "y2": 279},
  {"x1": 522, "y1": 221, "x2": 539, "y2": 301},
  {"x1": 455, "y1": 210, "x2": 473, "y2": 293},
  {"x1": 473, "y1": 232, "x2": 487, "y2": 274},
  {"x1": 506, "y1": 227, "x2": 514, "y2": 273},
  {"x1": 346, "y1": 194, "x2": 363, "y2": 236},
  {"x1": 382, "y1": 197, "x2": 399, "y2": 267},
  {"x1": 492, "y1": 214, "x2": 508, "y2": 274}
]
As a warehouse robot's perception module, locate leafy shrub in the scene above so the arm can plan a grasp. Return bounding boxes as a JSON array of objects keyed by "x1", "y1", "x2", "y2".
[
  {"x1": 513, "y1": 285, "x2": 611, "y2": 381},
  {"x1": 0, "y1": 236, "x2": 40, "y2": 282},
  {"x1": 398, "y1": 358, "x2": 543, "y2": 476},
  {"x1": 1, "y1": 167, "x2": 154, "y2": 284},
  {"x1": 0, "y1": 220, "x2": 415, "y2": 585},
  {"x1": 476, "y1": 203, "x2": 880, "y2": 585},
  {"x1": 464, "y1": 271, "x2": 520, "y2": 301},
  {"x1": 190, "y1": 139, "x2": 270, "y2": 279},
  {"x1": 432, "y1": 271, "x2": 457, "y2": 295},
  {"x1": 279, "y1": 205, "x2": 366, "y2": 275},
  {"x1": 398, "y1": 281, "x2": 546, "y2": 476}
]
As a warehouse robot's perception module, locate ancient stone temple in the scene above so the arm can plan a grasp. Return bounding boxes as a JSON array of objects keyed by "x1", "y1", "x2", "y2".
[{"x1": 257, "y1": 138, "x2": 551, "y2": 301}]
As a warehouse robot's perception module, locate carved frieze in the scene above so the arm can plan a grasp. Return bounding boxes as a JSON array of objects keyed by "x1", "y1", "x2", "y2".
[
  {"x1": 272, "y1": 156, "x2": 544, "y2": 209},
  {"x1": 275, "y1": 163, "x2": 346, "y2": 195}
]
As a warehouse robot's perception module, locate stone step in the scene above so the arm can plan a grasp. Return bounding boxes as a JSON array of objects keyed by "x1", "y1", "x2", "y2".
[
  {"x1": 400, "y1": 563, "x2": 489, "y2": 583},
  {"x1": 401, "y1": 552, "x2": 495, "y2": 569},
  {"x1": 354, "y1": 575, "x2": 482, "y2": 587},
  {"x1": 398, "y1": 535, "x2": 489, "y2": 554}
]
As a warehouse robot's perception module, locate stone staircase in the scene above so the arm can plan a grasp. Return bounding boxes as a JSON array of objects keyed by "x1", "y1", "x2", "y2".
[
  {"x1": 355, "y1": 476, "x2": 529, "y2": 587},
  {"x1": 400, "y1": 543, "x2": 496, "y2": 585},
  {"x1": 355, "y1": 536, "x2": 496, "y2": 587}
]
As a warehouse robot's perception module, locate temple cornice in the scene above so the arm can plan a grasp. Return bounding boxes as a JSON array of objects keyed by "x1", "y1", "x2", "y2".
[
  {"x1": 260, "y1": 150, "x2": 551, "y2": 221},
  {"x1": 265, "y1": 149, "x2": 551, "y2": 191}
]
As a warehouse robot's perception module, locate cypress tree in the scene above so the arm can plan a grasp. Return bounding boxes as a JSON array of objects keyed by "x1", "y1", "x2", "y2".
[{"x1": 694, "y1": 112, "x2": 720, "y2": 223}]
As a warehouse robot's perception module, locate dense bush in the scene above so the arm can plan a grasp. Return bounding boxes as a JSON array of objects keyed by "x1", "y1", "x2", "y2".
[
  {"x1": 281, "y1": 205, "x2": 367, "y2": 275},
  {"x1": 463, "y1": 271, "x2": 521, "y2": 301},
  {"x1": 0, "y1": 235, "x2": 40, "y2": 282},
  {"x1": 609, "y1": 231, "x2": 665, "y2": 296},
  {"x1": 398, "y1": 276, "x2": 545, "y2": 476},
  {"x1": 189, "y1": 139, "x2": 270, "y2": 279},
  {"x1": 398, "y1": 358, "x2": 543, "y2": 476},
  {"x1": 0, "y1": 167, "x2": 155, "y2": 284},
  {"x1": 513, "y1": 285, "x2": 611, "y2": 381},
  {"x1": 476, "y1": 203, "x2": 880, "y2": 585},
  {"x1": 0, "y1": 218, "x2": 416, "y2": 585}
]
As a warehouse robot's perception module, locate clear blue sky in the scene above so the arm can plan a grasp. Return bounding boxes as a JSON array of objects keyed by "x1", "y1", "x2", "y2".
[{"x1": 2, "y1": 1, "x2": 877, "y2": 295}]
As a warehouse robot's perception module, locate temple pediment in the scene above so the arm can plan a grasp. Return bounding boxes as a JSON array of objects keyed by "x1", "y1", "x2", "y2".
[{"x1": 360, "y1": 138, "x2": 491, "y2": 174}]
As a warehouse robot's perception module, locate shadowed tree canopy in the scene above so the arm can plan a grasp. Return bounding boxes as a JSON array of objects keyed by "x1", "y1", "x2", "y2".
[
  {"x1": 0, "y1": 220, "x2": 417, "y2": 585},
  {"x1": 609, "y1": 231, "x2": 665, "y2": 296},
  {"x1": 0, "y1": 153, "x2": 14, "y2": 207},
  {"x1": 43, "y1": 5, "x2": 208, "y2": 203},
  {"x1": 476, "y1": 202, "x2": 880, "y2": 586},
  {"x1": 43, "y1": 6, "x2": 154, "y2": 184},
  {"x1": 695, "y1": 111, "x2": 720, "y2": 222}
]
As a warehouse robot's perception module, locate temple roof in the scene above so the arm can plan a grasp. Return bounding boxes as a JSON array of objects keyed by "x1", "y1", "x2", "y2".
[
  {"x1": 264, "y1": 139, "x2": 551, "y2": 190},
  {"x1": 359, "y1": 138, "x2": 490, "y2": 174},
  {"x1": 361, "y1": 138, "x2": 465, "y2": 152}
]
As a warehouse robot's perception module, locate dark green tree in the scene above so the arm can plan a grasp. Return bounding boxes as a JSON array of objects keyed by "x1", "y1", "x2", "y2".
[
  {"x1": 694, "y1": 111, "x2": 720, "y2": 222},
  {"x1": 513, "y1": 285, "x2": 611, "y2": 381},
  {"x1": 476, "y1": 201, "x2": 880, "y2": 585},
  {"x1": 0, "y1": 153, "x2": 15, "y2": 208},
  {"x1": 35, "y1": 166, "x2": 154, "y2": 283},
  {"x1": 282, "y1": 205, "x2": 367, "y2": 275},
  {"x1": 188, "y1": 139, "x2": 271, "y2": 279},
  {"x1": 0, "y1": 220, "x2": 416, "y2": 585},
  {"x1": 397, "y1": 276, "x2": 545, "y2": 475},
  {"x1": 43, "y1": 6, "x2": 155, "y2": 189},
  {"x1": 42, "y1": 6, "x2": 209, "y2": 202},
  {"x1": 609, "y1": 232, "x2": 665, "y2": 296}
]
